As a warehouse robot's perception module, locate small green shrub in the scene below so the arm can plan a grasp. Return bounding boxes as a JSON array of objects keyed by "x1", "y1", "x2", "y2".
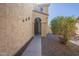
[{"x1": 50, "y1": 16, "x2": 77, "y2": 44}]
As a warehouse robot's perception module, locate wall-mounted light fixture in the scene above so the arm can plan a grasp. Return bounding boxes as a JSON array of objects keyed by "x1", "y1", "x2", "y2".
[
  {"x1": 28, "y1": 17, "x2": 30, "y2": 20},
  {"x1": 25, "y1": 17, "x2": 27, "y2": 21},
  {"x1": 22, "y1": 19, "x2": 24, "y2": 22}
]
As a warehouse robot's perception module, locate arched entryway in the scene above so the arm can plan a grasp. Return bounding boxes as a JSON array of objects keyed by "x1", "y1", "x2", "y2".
[{"x1": 34, "y1": 17, "x2": 41, "y2": 35}]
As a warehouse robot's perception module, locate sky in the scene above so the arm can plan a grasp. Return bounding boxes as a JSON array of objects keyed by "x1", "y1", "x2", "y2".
[{"x1": 48, "y1": 3, "x2": 79, "y2": 24}]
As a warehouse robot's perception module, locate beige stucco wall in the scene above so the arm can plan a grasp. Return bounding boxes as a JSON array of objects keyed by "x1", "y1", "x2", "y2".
[
  {"x1": 32, "y1": 11, "x2": 48, "y2": 37},
  {"x1": 0, "y1": 3, "x2": 33, "y2": 55},
  {"x1": 0, "y1": 3, "x2": 48, "y2": 55},
  {"x1": 75, "y1": 23, "x2": 79, "y2": 35}
]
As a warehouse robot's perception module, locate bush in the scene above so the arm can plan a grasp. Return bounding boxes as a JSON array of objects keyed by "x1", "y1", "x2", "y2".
[{"x1": 50, "y1": 16, "x2": 77, "y2": 44}]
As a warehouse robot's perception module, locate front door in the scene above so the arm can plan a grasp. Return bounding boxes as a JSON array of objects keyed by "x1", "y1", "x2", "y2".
[{"x1": 34, "y1": 17, "x2": 41, "y2": 35}]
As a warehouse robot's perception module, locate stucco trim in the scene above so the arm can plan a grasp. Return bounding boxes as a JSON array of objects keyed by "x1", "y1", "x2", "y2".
[{"x1": 32, "y1": 10, "x2": 48, "y2": 16}]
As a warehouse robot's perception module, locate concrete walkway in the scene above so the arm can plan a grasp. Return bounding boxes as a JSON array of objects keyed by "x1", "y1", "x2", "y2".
[{"x1": 22, "y1": 35, "x2": 41, "y2": 56}]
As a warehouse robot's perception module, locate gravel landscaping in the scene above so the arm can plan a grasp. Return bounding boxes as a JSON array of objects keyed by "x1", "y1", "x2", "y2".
[{"x1": 42, "y1": 33, "x2": 79, "y2": 56}]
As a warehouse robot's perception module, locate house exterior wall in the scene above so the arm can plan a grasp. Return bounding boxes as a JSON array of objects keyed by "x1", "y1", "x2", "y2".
[
  {"x1": 0, "y1": 3, "x2": 33, "y2": 55},
  {"x1": 75, "y1": 23, "x2": 79, "y2": 35},
  {"x1": 0, "y1": 3, "x2": 48, "y2": 55},
  {"x1": 32, "y1": 11, "x2": 48, "y2": 37}
]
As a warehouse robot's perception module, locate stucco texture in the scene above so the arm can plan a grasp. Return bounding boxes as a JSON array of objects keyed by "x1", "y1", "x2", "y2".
[
  {"x1": 0, "y1": 3, "x2": 48, "y2": 56},
  {"x1": 0, "y1": 4, "x2": 33, "y2": 55}
]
